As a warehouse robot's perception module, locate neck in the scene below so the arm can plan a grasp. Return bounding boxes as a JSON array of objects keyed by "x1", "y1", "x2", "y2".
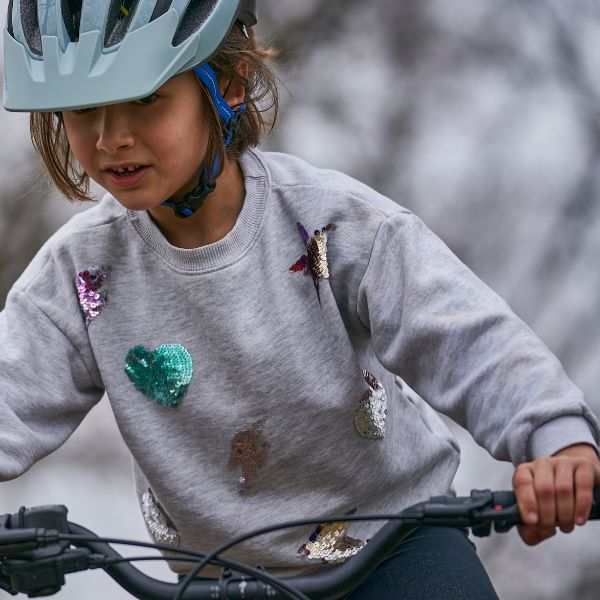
[{"x1": 148, "y1": 159, "x2": 245, "y2": 249}]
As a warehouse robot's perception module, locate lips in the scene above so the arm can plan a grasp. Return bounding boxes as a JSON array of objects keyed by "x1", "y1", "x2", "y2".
[
  {"x1": 102, "y1": 161, "x2": 148, "y2": 173},
  {"x1": 109, "y1": 165, "x2": 145, "y2": 175},
  {"x1": 105, "y1": 165, "x2": 151, "y2": 188}
]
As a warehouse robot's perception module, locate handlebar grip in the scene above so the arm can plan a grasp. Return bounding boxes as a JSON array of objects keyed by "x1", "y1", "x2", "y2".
[
  {"x1": 493, "y1": 486, "x2": 600, "y2": 520},
  {"x1": 491, "y1": 490, "x2": 516, "y2": 508},
  {"x1": 590, "y1": 486, "x2": 600, "y2": 519},
  {"x1": 0, "y1": 528, "x2": 60, "y2": 556}
]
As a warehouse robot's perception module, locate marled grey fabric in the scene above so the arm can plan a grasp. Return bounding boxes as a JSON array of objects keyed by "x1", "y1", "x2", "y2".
[{"x1": 0, "y1": 148, "x2": 597, "y2": 576}]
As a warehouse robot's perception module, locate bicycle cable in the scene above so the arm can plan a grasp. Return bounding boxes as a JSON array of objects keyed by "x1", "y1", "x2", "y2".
[
  {"x1": 3, "y1": 491, "x2": 530, "y2": 599},
  {"x1": 172, "y1": 513, "x2": 408, "y2": 600},
  {"x1": 172, "y1": 500, "x2": 518, "y2": 600},
  {"x1": 61, "y1": 534, "x2": 308, "y2": 600},
  {"x1": 174, "y1": 558, "x2": 310, "y2": 600},
  {"x1": 105, "y1": 555, "x2": 309, "y2": 600}
]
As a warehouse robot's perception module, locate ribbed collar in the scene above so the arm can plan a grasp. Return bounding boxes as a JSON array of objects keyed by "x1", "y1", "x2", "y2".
[{"x1": 126, "y1": 148, "x2": 269, "y2": 272}]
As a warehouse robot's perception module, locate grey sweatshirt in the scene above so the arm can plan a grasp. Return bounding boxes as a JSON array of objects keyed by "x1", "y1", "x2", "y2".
[{"x1": 0, "y1": 148, "x2": 598, "y2": 577}]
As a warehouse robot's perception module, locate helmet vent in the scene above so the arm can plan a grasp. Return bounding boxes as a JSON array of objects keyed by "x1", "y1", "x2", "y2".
[
  {"x1": 238, "y1": 0, "x2": 256, "y2": 27},
  {"x1": 7, "y1": 0, "x2": 14, "y2": 37},
  {"x1": 20, "y1": 0, "x2": 43, "y2": 56},
  {"x1": 172, "y1": 0, "x2": 219, "y2": 47},
  {"x1": 150, "y1": 0, "x2": 174, "y2": 22},
  {"x1": 61, "y1": 0, "x2": 82, "y2": 42},
  {"x1": 105, "y1": 0, "x2": 140, "y2": 48}
]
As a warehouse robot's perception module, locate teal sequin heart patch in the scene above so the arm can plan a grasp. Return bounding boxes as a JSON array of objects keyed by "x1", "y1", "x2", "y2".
[{"x1": 124, "y1": 344, "x2": 193, "y2": 408}]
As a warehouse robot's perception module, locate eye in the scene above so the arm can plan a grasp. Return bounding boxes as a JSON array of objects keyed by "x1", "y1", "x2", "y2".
[
  {"x1": 71, "y1": 107, "x2": 96, "y2": 115},
  {"x1": 133, "y1": 93, "x2": 158, "y2": 106}
]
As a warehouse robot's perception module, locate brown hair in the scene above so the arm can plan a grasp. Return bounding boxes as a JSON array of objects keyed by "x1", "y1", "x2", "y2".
[{"x1": 29, "y1": 24, "x2": 279, "y2": 202}]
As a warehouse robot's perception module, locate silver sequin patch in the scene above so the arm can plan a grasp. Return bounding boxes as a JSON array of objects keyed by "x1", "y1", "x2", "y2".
[
  {"x1": 298, "y1": 512, "x2": 366, "y2": 564},
  {"x1": 141, "y1": 488, "x2": 180, "y2": 546},
  {"x1": 354, "y1": 370, "x2": 387, "y2": 440}
]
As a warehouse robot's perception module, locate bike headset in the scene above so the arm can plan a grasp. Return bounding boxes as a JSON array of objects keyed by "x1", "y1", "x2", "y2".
[{"x1": 3, "y1": 0, "x2": 257, "y2": 218}]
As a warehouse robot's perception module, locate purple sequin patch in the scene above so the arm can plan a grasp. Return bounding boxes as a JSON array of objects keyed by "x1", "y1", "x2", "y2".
[{"x1": 76, "y1": 266, "x2": 111, "y2": 327}]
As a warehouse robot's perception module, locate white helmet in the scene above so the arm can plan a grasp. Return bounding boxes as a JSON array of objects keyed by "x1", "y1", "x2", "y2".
[{"x1": 3, "y1": 0, "x2": 257, "y2": 111}]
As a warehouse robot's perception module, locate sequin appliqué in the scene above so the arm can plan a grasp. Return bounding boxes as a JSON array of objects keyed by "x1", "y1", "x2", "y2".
[
  {"x1": 228, "y1": 416, "x2": 271, "y2": 493},
  {"x1": 354, "y1": 370, "x2": 387, "y2": 440},
  {"x1": 298, "y1": 510, "x2": 366, "y2": 564},
  {"x1": 76, "y1": 266, "x2": 110, "y2": 327},
  {"x1": 290, "y1": 222, "x2": 336, "y2": 304},
  {"x1": 124, "y1": 344, "x2": 193, "y2": 408},
  {"x1": 141, "y1": 488, "x2": 180, "y2": 546}
]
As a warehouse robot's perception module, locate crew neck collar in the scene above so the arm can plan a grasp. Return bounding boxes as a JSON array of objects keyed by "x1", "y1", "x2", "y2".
[{"x1": 126, "y1": 148, "x2": 269, "y2": 272}]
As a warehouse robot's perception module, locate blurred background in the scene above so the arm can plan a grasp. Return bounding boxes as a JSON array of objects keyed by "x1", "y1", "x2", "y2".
[{"x1": 2, "y1": 0, "x2": 600, "y2": 598}]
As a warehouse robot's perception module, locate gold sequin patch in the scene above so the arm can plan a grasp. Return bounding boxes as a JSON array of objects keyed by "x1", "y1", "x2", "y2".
[
  {"x1": 306, "y1": 228, "x2": 332, "y2": 280},
  {"x1": 290, "y1": 222, "x2": 336, "y2": 304},
  {"x1": 141, "y1": 488, "x2": 180, "y2": 546},
  {"x1": 354, "y1": 370, "x2": 387, "y2": 440},
  {"x1": 298, "y1": 510, "x2": 366, "y2": 563},
  {"x1": 227, "y1": 416, "x2": 271, "y2": 493}
]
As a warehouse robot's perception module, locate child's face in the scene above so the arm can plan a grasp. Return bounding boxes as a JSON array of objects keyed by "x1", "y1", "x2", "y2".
[{"x1": 61, "y1": 71, "x2": 211, "y2": 211}]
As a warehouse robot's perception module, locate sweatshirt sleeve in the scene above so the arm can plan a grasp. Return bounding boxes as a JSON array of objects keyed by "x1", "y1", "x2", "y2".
[
  {"x1": 0, "y1": 276, "x2": 104, "y2": 481},
  {"x1": 356, "y1": 211, "x2": 600, "y2": 465}
]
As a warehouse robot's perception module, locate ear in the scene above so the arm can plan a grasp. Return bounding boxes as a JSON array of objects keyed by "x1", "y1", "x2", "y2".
[{"x1": 221, "y1": 60, "x2": 249, "y2": 109}]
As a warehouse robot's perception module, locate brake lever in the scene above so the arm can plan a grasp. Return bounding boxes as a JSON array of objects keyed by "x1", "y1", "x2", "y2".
[
  {"x1": 398, "y1": 489, "x2": 522, "y2": 537},
  {"x1": 1, "y1": 547, "x2": 99, "y2": 597},
  {"x1": 0, "y1": 572, "x2": 17, "y2": 596}
]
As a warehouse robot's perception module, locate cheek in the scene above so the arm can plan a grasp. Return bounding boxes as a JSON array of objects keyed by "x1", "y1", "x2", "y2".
[
  {"x1": 63, "y1": 121, "x2": 95, "y2": 173},
  {"x1": 153, "y1": 117, "x2": 211, "y2": 175}
]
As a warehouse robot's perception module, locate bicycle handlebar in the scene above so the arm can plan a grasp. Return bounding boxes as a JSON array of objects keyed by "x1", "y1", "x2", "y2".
[{"x1": 1, "y1": 487, "x2": 599, "y2": 599}]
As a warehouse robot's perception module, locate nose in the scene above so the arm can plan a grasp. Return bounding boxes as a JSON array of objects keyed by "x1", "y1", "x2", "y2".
[{"x1": 95, "y1": 105, "x2": 136, "y2": 154}]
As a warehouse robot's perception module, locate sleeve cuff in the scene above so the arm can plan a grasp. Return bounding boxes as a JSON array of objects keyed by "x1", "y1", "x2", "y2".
[{"x1": 527, "y1": 416, "x2": 599, "y2": 460}]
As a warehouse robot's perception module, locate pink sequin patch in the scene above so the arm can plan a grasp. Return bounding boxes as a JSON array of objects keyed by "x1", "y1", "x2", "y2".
[{"x1": 76, "y1": 266, "x2": 111, "y2": 327}]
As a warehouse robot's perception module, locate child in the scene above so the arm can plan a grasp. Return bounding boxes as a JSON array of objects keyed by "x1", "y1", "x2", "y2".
[{"x1": 2, "y1": 1, "x2": 600, "y2": 598}]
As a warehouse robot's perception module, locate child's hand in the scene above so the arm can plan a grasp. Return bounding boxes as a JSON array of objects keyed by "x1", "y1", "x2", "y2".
[{"x1": 513, "y1": 443, "x2": 600, "y2": 545}]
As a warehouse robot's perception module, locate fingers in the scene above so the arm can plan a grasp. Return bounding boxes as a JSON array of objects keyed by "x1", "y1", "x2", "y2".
[
  {"x1": 514, "y1": 461, "x2": 559, "y2": 545},
  {"x1": 554, "y1": 458, "x2": 575, "y2": 532},
  {"x1": 513, "y1": 463, "x2": 540, "y2": 526},
  {"x1": 517, "y1": 524, "x2": 556, "y2": 546},
  {"x1": 513, "y1": 458, "x2": 560, "y2": 528},
  {"x1": 513, "y1": 457, "x2": 576, "y2": 541},
  {"x1": 513, "y1": 445, "x2": 600, "y2": 546},
  {"x1": 574, "y1": 461, "x2": 594, "y2": 526}
]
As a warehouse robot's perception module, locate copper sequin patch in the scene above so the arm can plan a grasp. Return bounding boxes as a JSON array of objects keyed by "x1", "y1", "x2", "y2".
[
  {"x1": 228, "y1": 416, "x2": 271, "y2": 493},
  {"x1": 298, "y1": 510, "x2": 366, "y2": 563},
  {"x1": 290, "y1": 222, "x2": 336, "y2": 303},
  {"x1": 76, "y1": 266, "x2": 110, "y2": 327},
  {"x1": 354, "y1": 370, "x2": 387, "y2": 440},
  {"x1": 141, "y1": 488, "x2": 180, "y2": 546}
]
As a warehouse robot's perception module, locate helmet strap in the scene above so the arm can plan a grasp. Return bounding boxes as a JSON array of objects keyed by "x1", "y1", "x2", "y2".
[{"x1": 161, "y1": 63, "x2": 246, "y2": 219}]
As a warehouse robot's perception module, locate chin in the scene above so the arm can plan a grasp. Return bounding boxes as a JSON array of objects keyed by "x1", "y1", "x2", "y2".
[{"x1": 110, "y1": 190, "x2": 164, "y2": 212}]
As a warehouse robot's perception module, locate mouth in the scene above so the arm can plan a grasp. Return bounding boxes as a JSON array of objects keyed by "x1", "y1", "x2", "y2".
[
  {"x1": 105, "y1": 164, "x2": 147, "y2": 176},
  {"x1": 105, "y1": 165, "x2": 151, "y2": 188}
]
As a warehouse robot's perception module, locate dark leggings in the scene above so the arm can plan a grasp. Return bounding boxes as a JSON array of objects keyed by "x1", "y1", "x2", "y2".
[{"x1": 346, "y1": 526, "x2": 499, "y2": 600}]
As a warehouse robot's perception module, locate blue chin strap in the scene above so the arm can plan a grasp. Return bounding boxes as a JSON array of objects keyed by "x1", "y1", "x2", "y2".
[{"x1": 161, "y1": 63, "x2": 247, "y2": 219}]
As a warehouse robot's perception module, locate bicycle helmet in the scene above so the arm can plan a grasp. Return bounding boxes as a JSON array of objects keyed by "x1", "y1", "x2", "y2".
[
  {"x1": 3, "y1": 0, "x2": 257, "y2": 112},
  {"x1": 4, "y1": 0, "x2": 257, "y2": 218}
]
